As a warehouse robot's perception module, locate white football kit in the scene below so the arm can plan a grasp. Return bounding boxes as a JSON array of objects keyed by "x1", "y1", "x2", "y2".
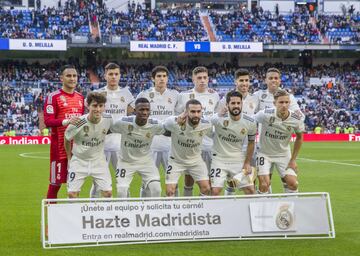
[
  {"x1": 65, "y1": 114, "x2": 113, "y2": 193},
  {"x1": 176, "y1": 88, "x2": 220, "y2": 170},
  {"x1": 134, "y1": 87, "x2": 179, "y2": 169},
  {"x1": 111, "y1": 116, "x2": 165, "y2": 197},
  {"x1": 255, "y1": 108, "x2": 305, "y2": 178},
  {"x1": 210, "y1": 113, "x2": 257, "y2": 188},
  {"x1": 163, "y1": 116, "x2": 212, "y2": 184}
]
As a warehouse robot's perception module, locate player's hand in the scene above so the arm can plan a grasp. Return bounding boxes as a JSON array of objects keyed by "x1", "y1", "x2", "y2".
[
  {"x1": 69, "y1": 117, "x2": 81, "y2": 126},
  {"x1": 218, "y1": 105, "x2": 228, "y2": 117},
  {"x1": 242, "y1": 163, "x2": 252, "y2": 175},
  {"x1": 177, "y1": 112, "x2": 187, "y2": 125},
  {"x1": 287, "y1": 159, "x2": 298, "y2": 173}
]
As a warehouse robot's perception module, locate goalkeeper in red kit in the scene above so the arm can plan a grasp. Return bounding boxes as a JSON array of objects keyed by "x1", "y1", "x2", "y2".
[{"x1": 44, "y1": 65, "x2": 85, "y2": 199}]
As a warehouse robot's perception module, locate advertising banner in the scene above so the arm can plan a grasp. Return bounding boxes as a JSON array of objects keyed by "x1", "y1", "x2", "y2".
[{"x1": 9, "y1": 39, "x2": 67, "y2": 51}]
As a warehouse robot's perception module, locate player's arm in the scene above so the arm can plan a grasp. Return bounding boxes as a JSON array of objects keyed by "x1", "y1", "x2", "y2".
[
  {"x1": 288, "y1": 132, "x2": 303, "y2": 171},
  {"x1": 64, "y1": 124, "x2": 79, "y2": 160},
  {"x1": 243, "y1": 140, "x2": 255, "y2": 174},
  {"x1": 64, "y1": 137, "x2": 72, "y2": 160},
  {"x1": 110, "y1": 117, "x2": 130, "y2": 134}
]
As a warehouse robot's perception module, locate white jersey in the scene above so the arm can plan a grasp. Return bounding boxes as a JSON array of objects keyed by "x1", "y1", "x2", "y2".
[
  {"x1": 255, "y1": 108, "x2": 305, "y2": 157},
  {"x1": 253, "y1": 89, "x2": 303, "y2": 116},
  {"x1": 176, "y1": 88, "x2": 220, "y2": 151},
  {"x1": 163, "y1": 116, "x2": 212, "y2": 165},
  {"x1": 211, "y1": 113, "x2": 257, "y2": 162},
  {"x1": 218, "y1": 93, "x2": 257, "y2": 115},
  {"x1": 65, "y1": 114, "x2": 112, "y2": 160},
  {"x1": 96, "y1": 86, "x2": 134, "y2": 152},
  {"x1": 134, "y1": 87, "x2": 179, "y2": 151},
  {"x1": 111, "y1": 116, "x2": 164, "y2": 163}
]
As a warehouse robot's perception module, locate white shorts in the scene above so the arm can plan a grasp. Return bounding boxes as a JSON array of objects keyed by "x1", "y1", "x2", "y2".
[
  {"x1": 116, "y1": 160, "x2": 160, "y2": 188},
  {"x1": 151, "y1": 150, "x2": 169, "y2": 170},
  {"x1": 166, "y1": 158, "x2": 209, "y2": 185},
  {"x1": 67, "y1": 156, "x2": 112, "y2": 192},
  {"x1": 256, "y1": 152, "x2": 297, "y2": 178},
  {"x1": 210, "y1": 157, "x2": 254, "y2": 188},
  {"x1": 104, "y1": 150, "x2": 118, "y2": 170}
]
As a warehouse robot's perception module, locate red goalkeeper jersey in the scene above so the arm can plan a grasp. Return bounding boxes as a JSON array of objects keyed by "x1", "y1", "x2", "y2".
[{"x1": 44, "y1": 89, "x2": 84, "y2": 160}]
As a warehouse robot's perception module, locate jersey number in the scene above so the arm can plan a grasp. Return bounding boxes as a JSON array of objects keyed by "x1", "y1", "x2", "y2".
[
  {"x1": 166, "y1": 165, "x2": 172, "y2": 175},
  {"x1": 116, "y1": 169, "x2": 126, "y2": 178},
  {"x1": 210, "y1": 168, "x2": 221, "y2": 178},
  {"x1": 256, "y1": 157, "x2": 265, "y2": 166},
  {"x1": 68, "y1": 172, "x2": 76, "y2": 182}
]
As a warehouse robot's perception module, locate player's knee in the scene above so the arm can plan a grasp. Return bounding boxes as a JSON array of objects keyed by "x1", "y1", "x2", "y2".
[
  {"x1": 102, "y1": 190, "x2": 112, "y2": 198},
  {"x1": 117, "y1": 187, "x2": 129, "y2": 198},
  {"x1": 259, "y1": 183, "x2": 269, "y2": 193},
  {"x1": 285, "y1": 176, "x2": 298, "y2": 190},
  {"x1": 211, "y1": 187, "x2": 222, "y2": 196},
  {"x1": 145, "y1": 180, "x2": 161, "y2": 197},
  {"x1": 68, "y1": 192, "x2": 79, "y2": 198},
  {"x1": 243, "y1": 186, "x2": 255, "y2": 195},
  {"x1": 199, "y1": 183, "x2": 211, "y2": 196},
  {"x1": 166, "y1": 186, "x2": 176, "y2": 197}
]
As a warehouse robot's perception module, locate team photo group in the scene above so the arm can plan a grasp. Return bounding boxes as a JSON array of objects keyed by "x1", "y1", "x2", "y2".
[{"x1": 44, "y1": 62, "x2": 304, "y2": 200}]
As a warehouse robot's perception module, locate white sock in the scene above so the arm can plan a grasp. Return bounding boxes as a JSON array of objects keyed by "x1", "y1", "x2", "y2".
[{"x1": 183, "y1": 186, "x2": 193, "y2": 196}]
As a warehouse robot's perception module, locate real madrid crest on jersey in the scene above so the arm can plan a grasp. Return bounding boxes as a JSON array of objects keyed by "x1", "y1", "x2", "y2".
[
  {"x1": 287, "y1": 126, "x2": 292, "y2": 131},
  {"x1": 209, "y1": 99, "x2": 213, "y2": 105},
  {"x1": 168, "y1": 97, "x2": 172, "y2": 104},
  {"x1": 120, "y1": 96, "x2": 125, "y2": 102},
  {"x1": 223, "y1": 120, "x2": 229, "y2": 129},
  {"x1": 199, "y1": 131, "x2": 203, "y2": 137},
  {"x1": 102, "y1": 129, "x2": 107, "y2": 135},
  {"x1": 261, "y1": 93, "x2": 267, "y2": 99},
  {"x1": 269, "y1": 116, "x2": 275, "y2": 126},
  {"x1": 241, "y1": 128, "x2": 247, "y2": 135},
  {"x1": 190, "y1": 93, "x2": 195, "y2": 99},
  {"x1": 60, "y1": 95, "x2": 68, "y2": 107},
  {"x1": 146, "y1": 132, "x2": 151, "y2": 139},
  {"x1": 127, "y1": 124, "x2": 133, "y2": 135},
  {"x1": 276, "y1": 204, "x2": 294, "y2": 230},
  {"x1": 83, "y1": 126, "x2": 89, "y2": 137},
  {"x1": 149, "y1": 92, "x2": 155, "y2": 102}
]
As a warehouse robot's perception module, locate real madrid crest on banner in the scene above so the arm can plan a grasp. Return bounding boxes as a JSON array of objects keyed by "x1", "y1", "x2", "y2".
[
  {"x1": 276, "y1": 204, "x2": 294, "y2": 230},
  {"x1": 83, "y1": 126, "x2": 89, "y2": 137},
  {"x1": 269, "y1": 116, "x2": 275, "y2": 126},
  {"x1": 190, "y1": 93, "x2": 195, "y2": 99},
  {"x1": 127, "y1": 124, "x2": 133, "y2": 135}
]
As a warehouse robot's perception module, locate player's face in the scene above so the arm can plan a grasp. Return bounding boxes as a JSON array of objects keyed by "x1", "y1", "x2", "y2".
[
  {"x1": 187, "y1": 104, "x2": 202, "y2": 126},
  {"x1": 265, "y1": 72, "x2": 281, "y2": 93},
  {"x1": 61, "y1": 69, "x2": 78, "y2": 90},
  {"x1": 227, "y1": 96, "x2": 242, "y2": 116},
  {"x1": 135, "y1": 102, "x2": 150, "y2": 121},
  {"x1": 192, "y1": 72, "x2": 209, "y2": 92},
  {"x1": 88, "y1": 101, "x2": 105, "y2": 119},
  {"x1": 105, "y1": 68, "x2": 121, "y2": 88},
  {"x1": 152, "y1": 71, "x2": 168, "y2": 90},
  {"x1": 274, "y1": 95, "x2": 290, "y2": 115},
  {"x1": 235, "y1": 75, "x2": 250, "y2": 94}
]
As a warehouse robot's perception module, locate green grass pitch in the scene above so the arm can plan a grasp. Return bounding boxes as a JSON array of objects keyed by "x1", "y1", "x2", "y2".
[{"x1": 0, "y1": 142, "x2": 359, "y2": 256}]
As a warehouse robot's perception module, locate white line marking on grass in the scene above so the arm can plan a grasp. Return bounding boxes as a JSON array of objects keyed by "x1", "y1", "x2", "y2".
[
  {"x1": 19, "y1": 152, "x2": 49, "y2": 160},
  {"x1": 298, "y1": 158, "x2": 360, "y2": 168}
]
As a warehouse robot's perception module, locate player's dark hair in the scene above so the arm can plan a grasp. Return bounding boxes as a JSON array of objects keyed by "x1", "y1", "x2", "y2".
[
  {"x1": 186, "y1": 99, "x2": 202, "y2": 110},
  {"x1": 266, "y1": 67, "x2": 281, "y2": 76},
  {"x1": 151, "y1": 66, "x2": 169, "y2": 78},
  {"x1": 273, "y1": 89, "x2": 289, "y2": 100},
  {"x1": 234, "y1": 68, "x2": 249, "y2": 79},
  {"x1": 135, "y1": 97, "x2": 150, "y2": 105},
  {"x1": 226, "y1": 90, "x2": 243, "y2": 103},
  {"x1": 105, "y1": 62, "x2": 120, "y2": 72},
  {"x1": 60, "y1": 64, "x2": 77, "y2": 75},
  {"x1": 192, "y1": 66, "x2": 208, "y2": 76},
  {"x1": 86, "y1": 92, "x2": 107, "y2": 106}
]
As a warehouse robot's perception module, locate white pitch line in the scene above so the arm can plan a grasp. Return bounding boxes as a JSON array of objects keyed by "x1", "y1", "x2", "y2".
[
  {"x1": 298, "y1": 157, "x2": 360, "y2": 167},
  {"x1": 19, "y1": 152, "x2": 49, "y2": 160}
]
